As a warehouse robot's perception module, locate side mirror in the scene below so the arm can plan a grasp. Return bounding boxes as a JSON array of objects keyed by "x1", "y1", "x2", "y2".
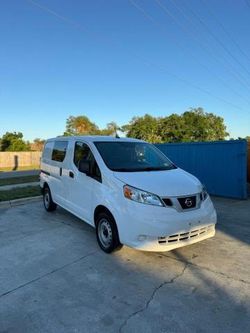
[{"x1": 78, "y1": 160, "x2": 91, "y2": 175}]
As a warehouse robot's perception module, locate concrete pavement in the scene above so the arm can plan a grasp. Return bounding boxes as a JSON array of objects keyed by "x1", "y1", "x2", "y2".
[{"x1": 0, "y1": 197, "x2": 249, "y2": 332}]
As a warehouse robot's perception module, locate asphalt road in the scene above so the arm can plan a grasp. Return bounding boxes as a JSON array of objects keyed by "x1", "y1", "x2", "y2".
[{"x1": 0, "y1": 197, "x2": 249, "y2": 332}]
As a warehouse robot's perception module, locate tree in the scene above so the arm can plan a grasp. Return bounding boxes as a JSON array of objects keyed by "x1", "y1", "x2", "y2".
[
  {"x1": 0, "y1": 132, "x2": 30, "y2": 151},
  {"x1": 64, "y1": 115, "x2": 120, "y2": 137},
  {"x1": 122, "y1": 114, "x2": 163, "y2": 143},
  {"x1": 99, "y1": 122, "x2": 120, "y2": 136},
  {"x1": 64, "y1": 115, "x2": 99, "y2": 136},
  {"x1": 182, "y1": 108, "x2": 228, "y2": 142},
  {"x1": 124, "y1": 108, "x2": 228, "y2": 143},
  {"x1": 30, "y1": 138, "x2": 45, "y2": 151},
  {"x1": 158, "y1": 114, "x2": 187, "y2": 143}
]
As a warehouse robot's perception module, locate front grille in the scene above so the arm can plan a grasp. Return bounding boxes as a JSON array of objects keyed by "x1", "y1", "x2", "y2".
[
  {"x1": 178, "y1": 196, "x2": 196, "y2": 209},
  {"x1": 158, "y1": 225, "x2": 214, "y2": 244}
]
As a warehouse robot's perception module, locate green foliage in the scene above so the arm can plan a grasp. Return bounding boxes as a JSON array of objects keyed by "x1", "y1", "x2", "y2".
[
  {"x1": 30, "y1": 138, "x2": 45, "y2": 151},
  {"x1": 100, "y1": 122, "x2": 120, "y2": 136},
  {"x1": 0, "y1": 175, "x2": 39, "y2": 186},
  {"x1": 158, "y1": 114, "x2": 186, "y2": 143},
  {"x1": 64, "y1": 115, "x2": 99, "y2": 136},
  {"x1": 122, "y1": 114, "x2": 163, "y2": 143},
  {"x1": 0, "y1": 186, "x2": 41, "y2": 202},
  {"x1": 0, "y1": 132, "x2": 30, "y2": 151},
  {"x1": 64, "y1": 116, "x2": 120, "y2": 136},
  {"x1": 124, "y1": 108, "x2": 229, "y2": 143}
]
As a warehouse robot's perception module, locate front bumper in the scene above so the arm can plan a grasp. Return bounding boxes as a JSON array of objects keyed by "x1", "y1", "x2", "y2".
[
  {"x1": 127, "y1": 223, "x2": 215, "y2": 252},
  {"x1": 116, "y1": 196, "x2": 217, "y2": 252}
]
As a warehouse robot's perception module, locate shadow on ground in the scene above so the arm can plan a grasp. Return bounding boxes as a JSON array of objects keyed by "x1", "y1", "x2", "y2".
[
  {"x1": 0, "y1": 198, "x2": 249, "y2": 332},
  {"x1": 213, "y1": 196, "x2": 250, "y2": 245}
]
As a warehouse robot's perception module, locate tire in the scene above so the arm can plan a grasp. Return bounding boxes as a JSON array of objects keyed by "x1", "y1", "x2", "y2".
[
  {"x1": 43, "y1": 186, "x2": 57, "y2": 212},
  {"x1": 95, "y1": 212, "x2": 123, "y2": 253}
]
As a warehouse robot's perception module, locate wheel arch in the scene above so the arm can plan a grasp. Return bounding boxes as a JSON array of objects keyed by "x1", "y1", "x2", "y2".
[
  {"x1": 41, "y1": 181, "x2": 49, "y2": 194},
  {"x1": 94, "y1": 205, "x2": 116, "y2": 228},
  {"x1": 94, "y1": 204, "x2": 122, "y2": 252}
]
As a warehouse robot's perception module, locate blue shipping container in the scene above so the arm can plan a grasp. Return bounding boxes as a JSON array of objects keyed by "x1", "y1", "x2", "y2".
[{"x1": 156, "y1": 140, "x2": 247, "y2": 199}]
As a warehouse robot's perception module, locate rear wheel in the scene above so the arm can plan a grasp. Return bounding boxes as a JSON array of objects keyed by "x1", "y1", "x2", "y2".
[
  {"x1": 96, "y1": 212, "x2": 122, "y2": 253},
  {"x1": 43, "y1": 186, "x2": 57, "y2": 212}
]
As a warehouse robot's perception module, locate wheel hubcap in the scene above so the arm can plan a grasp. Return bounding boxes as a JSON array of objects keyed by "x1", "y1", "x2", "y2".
[
  {"x1": 98, "y1": 219, "x2": 113, "y2": 248},
  {"x1": 44, "y1": 192, "x2": 50, "y2": 208}
]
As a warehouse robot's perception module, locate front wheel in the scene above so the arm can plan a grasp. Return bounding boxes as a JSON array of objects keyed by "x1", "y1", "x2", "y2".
[
  {"x1": 96, "y1": 212, "x2": 123, "y2": 253},
  {"x1": 43, "y1": 186, "x2": 57, "y2": 212}
]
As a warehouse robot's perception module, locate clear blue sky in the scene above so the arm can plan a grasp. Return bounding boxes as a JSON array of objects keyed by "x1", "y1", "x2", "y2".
[{"x1": 1, "y1": 0, "x2": 250, "y2": 141}]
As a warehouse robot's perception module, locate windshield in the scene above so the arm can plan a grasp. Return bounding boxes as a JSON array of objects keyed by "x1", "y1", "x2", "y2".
[{"x1": 94, "y1": 141, "x2": 177, "y2": 172}]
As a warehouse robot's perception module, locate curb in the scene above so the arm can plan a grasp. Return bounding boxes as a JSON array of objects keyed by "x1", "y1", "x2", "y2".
[{"x1": 0, "y1": 195, "x2": 42, "y2": 209}]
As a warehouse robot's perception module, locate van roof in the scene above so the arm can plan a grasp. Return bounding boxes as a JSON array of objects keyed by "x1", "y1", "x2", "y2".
[{"x1": 46, "y1": 136, "x2": 145, "y2": 143}]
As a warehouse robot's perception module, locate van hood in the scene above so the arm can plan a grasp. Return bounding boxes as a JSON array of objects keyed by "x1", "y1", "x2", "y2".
[{"x1": 113, "y1": 168, "x2": 202, "y2": 197}]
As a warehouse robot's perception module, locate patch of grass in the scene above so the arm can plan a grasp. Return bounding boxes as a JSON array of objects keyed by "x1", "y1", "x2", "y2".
[
  {"x1": 0, "y1": 175, "x2": 39, "y2": 186},
  {"x1": 0, "y1": 165, "x2": 40, "y2": 172},
  {"x1": 0, "y1": 186, "x2": 41, "y2": 202}
]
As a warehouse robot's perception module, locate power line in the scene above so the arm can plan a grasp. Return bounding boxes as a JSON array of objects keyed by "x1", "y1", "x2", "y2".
[
  {"x1": 26, "y1": 0, "x2": 243, "y2": 110},
  {"x1": 144, "y1": 61, "x2": 242, "y2": 110},
  {"x1": 128, "y1": 0, "x2": 250, "y2": 105},
  {"x1": 27, "y1": 0, "x2": 88, "y2": 32},
  {"x1": 201, "y1": 0, "x2": 250, "y2": 64},
  {"x1": 179, "y1": 0, "x2": 250, "y2": 79},
  {"x1": 155, "y1": 0, "x2": 250, "y2": 89}
]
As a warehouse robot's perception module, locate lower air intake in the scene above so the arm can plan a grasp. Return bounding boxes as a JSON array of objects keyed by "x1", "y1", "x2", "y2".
[{"x1": 158, "y1": 225, "x2": 214, "y2": 244}]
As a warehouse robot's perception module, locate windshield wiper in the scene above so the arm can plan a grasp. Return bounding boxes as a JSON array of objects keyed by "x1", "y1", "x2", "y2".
[
  {"x1": 113, "y1": 166, "x2": 174, "y2": 172},
  {"x1": 144, "y1": 165, "x2": 177, "y2": 171},
  {"x1": 112, "y1": 168, "x2": 135, "y2": 172},
  {"x1": 113, "y1": 167, "x2": 154, "y2": 172},
  {"x1": 140, "y1": 167, "x2": 163, "y2": 171}
]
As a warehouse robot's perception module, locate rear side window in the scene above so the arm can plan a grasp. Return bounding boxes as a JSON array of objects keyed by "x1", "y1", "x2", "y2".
[{"x1": 52, "y1": 141, "x2": 68, "y2": 162}]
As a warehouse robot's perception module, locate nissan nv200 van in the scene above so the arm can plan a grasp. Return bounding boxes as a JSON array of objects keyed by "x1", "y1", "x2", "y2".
[{"x1": 40, "y1": 136, "x2": 216, "y2": 253}]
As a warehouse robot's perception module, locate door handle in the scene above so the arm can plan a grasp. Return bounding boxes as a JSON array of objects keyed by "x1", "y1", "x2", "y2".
[
  {"x1": 59, "y1": 167, "x2": 62, "y2": 176},
  {"x1": 69, "y1": 171, "x2": 74, "y2": 178}
]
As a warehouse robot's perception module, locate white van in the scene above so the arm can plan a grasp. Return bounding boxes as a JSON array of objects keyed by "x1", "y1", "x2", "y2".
[{"x1": 40, "y1": 136, "x2": 216, "y2": 253}]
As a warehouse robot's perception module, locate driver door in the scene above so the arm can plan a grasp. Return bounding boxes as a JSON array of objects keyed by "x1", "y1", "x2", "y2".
[{"x1": 67, "y1": 141, "x2": 101, "y2": 224}]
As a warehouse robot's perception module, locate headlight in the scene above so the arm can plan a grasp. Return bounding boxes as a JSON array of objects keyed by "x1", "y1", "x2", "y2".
[
  {"x1": 123, "y1": 185, "x2": 163, "y2": 206},
  {"x1": 201, "y1": 186, "x2": 208, "y2": 201}
]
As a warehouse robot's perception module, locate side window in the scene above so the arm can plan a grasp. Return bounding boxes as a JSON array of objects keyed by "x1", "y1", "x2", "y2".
[
  {"x1": 74, "y1": 142, "x2": 101, "y2": 182},
  {"x1": 42, "y1": 142, "x2": 53, "y2": 160},
  {"x1": 74, "y1": 142, "x2": 92, "y2": 167},
  {"x1": 52, "y1": 141, "x2": 68, "y2": 162}
]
